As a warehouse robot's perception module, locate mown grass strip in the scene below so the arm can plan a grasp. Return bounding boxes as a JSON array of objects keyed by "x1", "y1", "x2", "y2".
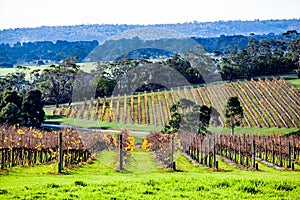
[{"x1": 126, "y1": 149, "x2": 160, "y2": 173}]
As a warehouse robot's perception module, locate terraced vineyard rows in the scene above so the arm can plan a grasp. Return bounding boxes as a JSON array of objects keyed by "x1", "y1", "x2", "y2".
[{"x1": 55, "y1": 78, "x2": 300, "y2": 128}]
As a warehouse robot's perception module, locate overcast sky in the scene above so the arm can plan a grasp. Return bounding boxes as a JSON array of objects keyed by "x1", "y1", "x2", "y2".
[{"x1": 0, "y1": 0, "x2": 299, "y2": 30}]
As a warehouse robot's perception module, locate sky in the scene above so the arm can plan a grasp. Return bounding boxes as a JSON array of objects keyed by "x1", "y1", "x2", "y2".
[{"x1": 0, "y1": 0, "x2": 299, "y2": 30}]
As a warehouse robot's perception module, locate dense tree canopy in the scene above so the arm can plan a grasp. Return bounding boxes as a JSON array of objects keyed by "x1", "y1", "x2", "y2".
[
  {"x1": 37, "y1": 57, "x2": 80, "y2": 107},
  {"x1": 220, "y1": 35, "x2": 300, "y2": 80},
  {"x1": 0, "y1": 90, "x2": 44, "y2": 127},
  {"x1": 21, "y1": 90, "x2": 45, "y2": 127}
]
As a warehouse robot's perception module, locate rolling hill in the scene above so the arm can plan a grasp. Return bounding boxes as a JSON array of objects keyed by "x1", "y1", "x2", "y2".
[{"x1": 53, "y1": 77, "x2": 300, "y2": 129}]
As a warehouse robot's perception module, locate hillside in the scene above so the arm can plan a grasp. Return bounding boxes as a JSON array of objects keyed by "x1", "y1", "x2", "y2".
[
  {"x1": 2, "y1": 32, "x2": 299, "y2": 65},
  {"x1": 1, "y1": 19, "x2": 300, "y2": 45},
  {"x1": 54, "y1": 77, "x2": 300, "y2": 129}
]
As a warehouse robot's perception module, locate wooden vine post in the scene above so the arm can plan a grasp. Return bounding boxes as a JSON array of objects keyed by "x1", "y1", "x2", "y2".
[
  {"x1": 252, "y1": 135, "x2": 256, "y2": 169},
  {"x1": 58, "y1": 132, "x2": 63, "y2": 173},
  {"x1": 171, "y1": 134, "x2": 176, "y2": 171},
  {"x1": 272, "y1": 138, "x2": 275, "y2": 164},
  {"x1": 239, "y1": 136, "x2": 242, "y2": 165},
  {"x1": 1, "y1": 149, "x2": 4, "y2": 169},
  {"x1": 213, "y1": 136, "x2": 218, "y2": 170},
  {"x1": 288, "y1": 141, "x2": 291, "y2": 168},
  {"x1": 119, "y1": 134, "x2": 124, "y2": 171},
  {"x1": 279, "y1": 136, "x2": 283, "y2": 167}
]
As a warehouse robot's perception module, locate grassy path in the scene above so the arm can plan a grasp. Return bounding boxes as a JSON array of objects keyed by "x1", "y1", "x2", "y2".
[{"x1": 126, "y1": 149, "x2": 160, "y2": 173}]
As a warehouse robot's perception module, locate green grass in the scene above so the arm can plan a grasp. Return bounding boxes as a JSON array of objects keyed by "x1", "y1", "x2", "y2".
[
  {"x1": 287, "y1": 78, "x2": 300, "y2": 89},
  {"x1": 0, "y1": 65, "x2": 50, "y2": 78},
  {"x1": 0, "y1": 62, "x2": 98, "y2": 78},
  {"x1": 45, "y1": 115, "x2": 298, "y2": 136},
  {"x1": 126, "y1": 149, "x2": 161, "y2": 173},
  {"x1": 0, "y1": 149, "x2": 300, "y2": 199},
  {"x1": 45, "y1": 116, "x2": 161, "y2": 132}
]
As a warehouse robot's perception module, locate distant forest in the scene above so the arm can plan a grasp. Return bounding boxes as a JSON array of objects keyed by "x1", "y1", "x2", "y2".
[
  {"x1": 1, "y1": 32, "x2": 299, "y2": 65},
  {"x1": 0, "y1": 40, "x2": 99, "y2": 66}
]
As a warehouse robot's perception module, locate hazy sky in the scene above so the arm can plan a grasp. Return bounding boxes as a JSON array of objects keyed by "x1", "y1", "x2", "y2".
[{"x1": 0, "y1": 0, "x2": 299, "y2": 30}]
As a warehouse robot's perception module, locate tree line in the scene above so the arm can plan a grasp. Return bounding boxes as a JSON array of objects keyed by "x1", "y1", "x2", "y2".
[
  {"x1": 0, "y1": 40, "x2": 98, "y2": 66},
  {"x1": 1, "y1": 31, "x2": 299, "y2": 67},
  {"x1": 220, "y1": 31, "x2": 300, "y2": 80}
]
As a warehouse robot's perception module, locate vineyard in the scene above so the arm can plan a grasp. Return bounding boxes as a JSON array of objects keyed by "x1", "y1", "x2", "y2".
[
  {"x1": 54, "y1": 77, "x2": 300, "y2": 128},
  {"x1": 142, "y1": 131, "x2": 300, "y2": 170},
  {"x1": 179, "y1": 132, "x2": 300, "y2": 169},
  {"x1": 0, "y1": 125, "x2": 137, "y2": 170},
  {"x1": 1, "y1": 126, "x2": 300, "y2": 199}
]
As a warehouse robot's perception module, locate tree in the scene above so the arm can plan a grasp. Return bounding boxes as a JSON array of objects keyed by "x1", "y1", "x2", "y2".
[
  {"x1": 0, "y1": 90, "x2": 22, "y2": 124},
  {"x1": 0, "y1": 90, "x2": 22, "y2": 111},
  {"x1": 181, "y1": 104, "x2": 211, "y2": 135},
  {"x1": 95, "y1": 75, "x2": 117, "y2": 98},
  {"x1": 22, "y1": 90, "x2": 45, "y2": 127},
  {"x1": 162, "y1": 102, "x2": 181, "y2": 134},
  {"x1": 224, "y1": 96, "x2": 243, "y2": 135},
  {"x1": 0, "y1": 103, "x2": 20, "y2": 125},
  {"x1": 39, "y1": 57, "x2": 79, "y2": 107},
  {"x1": 177, "y1": 99, "x2": 211, "y2": 135},
  {"x1": 0, "y1": 89, "x2": 45, "y2": 127},
  {"x1": 285, "y1": 38, "x2": 300, "y2": 77},
  {"x1": 0, "y1": 66, "x2": 30, "y2": 94},
  {"x1": 110, "y1": 58, "x2": 139, "y2": 94},
  {"x1": 163, "y1": 100, "x2": 211, "y2": 135},
  {"x1": 161, "y1": 102, "x2": 181, "y2": 170},
  {"x1": 164, "y1": 54, "x2": 204, "y2": 85}
]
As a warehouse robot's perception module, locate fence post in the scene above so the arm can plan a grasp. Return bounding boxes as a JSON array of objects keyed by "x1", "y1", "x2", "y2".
[
  {"x1": 171, "y1": 134, "x2": 176, "y2": 170},
  {"x1": 244, "y1": 134, "x2": 247, "y2": 166},
  {"x1": 192, "y1": 137, "x2": 195, "y2": 160},
  {"x1": 272, "y1": 138, "x2": 275, "y2": 165},
  {"x1": 213, "y1": 136, "x2": 217, "y2": 169},
  {"x1": 234, "y1": 136, "x2": 237, "y2": 163},
  {"x1": 264, "y1": 136, "x2": 267, "y2": 161},
  {"x1": 58, "y1": 132, "x2": 63, "y2": 173},
  {"x1": 119, "y1": 134, "x2": 123, "y2": 171},
  {"x1": 252, "y1": 135, "x2": 256, "y2": 169},
  {"x1": 1, "y1": 149, "x2": 4, "y2": 169},
  {"x1": 293, "y1": 136, "x2": 296, "y2": 160},
  {"x1": 219, "y1": 135, "x2": 222, "y2": 156},
  {"x1": 288, "y1": 141, "x2": 291, "y2": 168},
  {"x1": 204, "y1": 139, "x2": 207, "y2": 166},
  {"x1": 239, "y1": 136, "x2": 242, "y2": 165},
  {"x1": 258, "y1": 136, "x2": 261, "y2": 158},
  {"x1": 196, "y1": 137, "x2": 199, "y2": 162},
  {"x1": 208, "y1": 136, "x2": 211, "y2": 167},
  {"x1": 228, "y1": 136, "x2": 232, "y2": 160},
  {"x1": 279, "y1": 137, "x2": 283, "y2": 167},
  {"x1": 200, "y1": 137, "x2": 203, "y2": 164},
  {"x1": 11, "y1": 148, "x2": 15, "y2": 167}
]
